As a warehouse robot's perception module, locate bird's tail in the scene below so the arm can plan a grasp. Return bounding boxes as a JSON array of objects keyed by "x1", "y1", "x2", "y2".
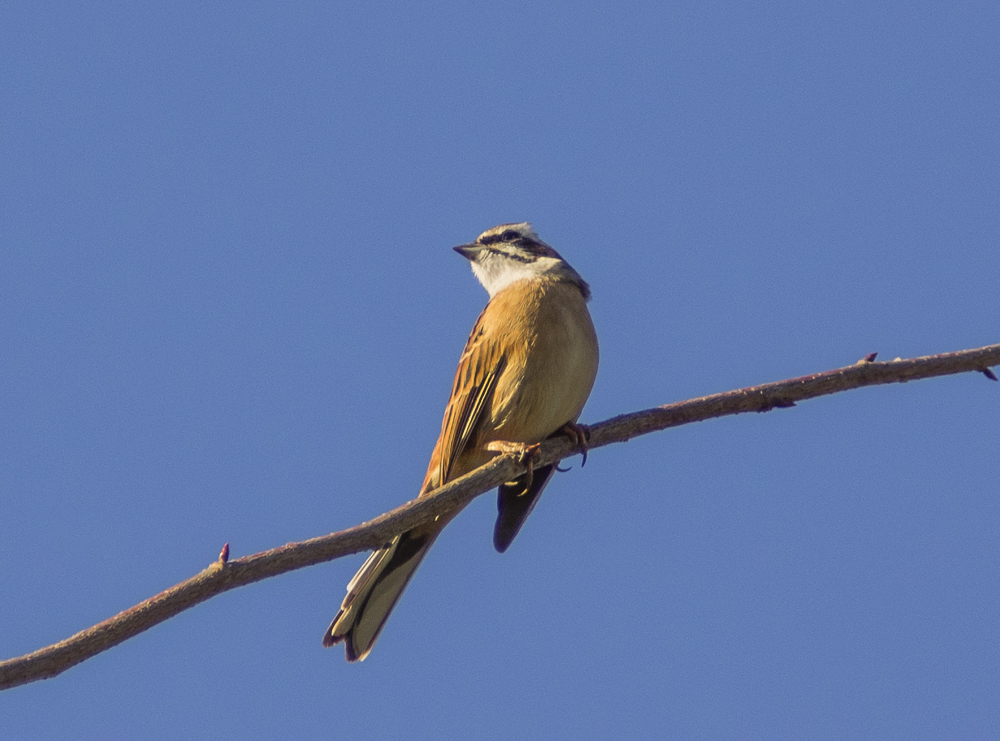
[{"x1": 322, "y1": 529, "x2": 436, "y2": 661}]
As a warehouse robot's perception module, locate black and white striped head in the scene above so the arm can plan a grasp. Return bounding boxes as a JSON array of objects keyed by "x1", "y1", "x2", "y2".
[{"x1": 453, "y1": 222, "x2": 590, "y2": 300}]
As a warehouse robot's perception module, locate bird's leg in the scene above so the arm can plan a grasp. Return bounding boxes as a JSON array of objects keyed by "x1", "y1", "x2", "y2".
[
  {"x1": 486, "y1": 440, "x2": 542, "y2": 493},
  {"x1": 559, "y1": 422, "x2": 591, "y2": 466}
]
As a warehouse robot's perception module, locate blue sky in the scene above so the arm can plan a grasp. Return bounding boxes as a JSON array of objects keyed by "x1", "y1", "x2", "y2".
[{"x1": 2, "y1": 2, "x2": 998, "y2": 738}]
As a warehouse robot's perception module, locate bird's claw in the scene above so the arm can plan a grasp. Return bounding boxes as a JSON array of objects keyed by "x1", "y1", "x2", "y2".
[
  {"x1": 559, "y1": 422, "x2": 591, "y2": 466},
  {"x1": 487, "y1": 440, "x2": 542, "y2": 492}
]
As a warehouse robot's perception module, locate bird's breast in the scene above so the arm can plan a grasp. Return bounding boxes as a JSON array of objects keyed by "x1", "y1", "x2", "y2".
[{"x1": 487, "y1": 279, "x2": 599, "y2": 443}]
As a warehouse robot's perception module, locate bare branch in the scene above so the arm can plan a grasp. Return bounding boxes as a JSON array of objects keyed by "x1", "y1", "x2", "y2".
[{"x1": 2, "y1": 342, "x2": 997, "y2": 690}]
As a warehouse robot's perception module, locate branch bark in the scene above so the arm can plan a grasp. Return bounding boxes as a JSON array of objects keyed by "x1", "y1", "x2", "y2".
[{"x1": 2, "y1": 343, "x2": 997, "y2": 691}]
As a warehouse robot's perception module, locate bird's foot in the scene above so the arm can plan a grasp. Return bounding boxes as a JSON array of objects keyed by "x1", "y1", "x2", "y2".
[
  {"x1": 559, "y1": 422, "x2": 591, "y2": 466},
  {"x1": 486, "y1": 440, "x2": 542, "y2": 492}
]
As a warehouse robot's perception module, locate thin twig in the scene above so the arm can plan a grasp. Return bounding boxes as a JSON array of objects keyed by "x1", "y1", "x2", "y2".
[{"x1": 2, "y1": 342, "x2": 997, "y2": 691}]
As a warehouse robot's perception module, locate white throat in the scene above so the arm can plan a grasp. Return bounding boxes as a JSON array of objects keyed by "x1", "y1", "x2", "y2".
[{"x1": 471, "y1": 255, "x2": 563, "y2": 298}]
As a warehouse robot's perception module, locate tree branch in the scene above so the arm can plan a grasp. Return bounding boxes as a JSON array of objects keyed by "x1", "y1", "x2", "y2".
[{"x1": 2, "y1": 343, "x2": 997, "y2": 690}]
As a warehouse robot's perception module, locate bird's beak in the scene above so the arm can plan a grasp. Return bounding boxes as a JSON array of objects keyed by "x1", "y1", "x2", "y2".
[{"x1": 453, "y1": 243, "x2": 483, "y2": 260}]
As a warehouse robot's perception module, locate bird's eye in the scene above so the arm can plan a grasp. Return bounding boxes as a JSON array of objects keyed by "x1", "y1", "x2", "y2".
[{"x1": 500, "y1": 230, "x2": 520, "y2": 242}]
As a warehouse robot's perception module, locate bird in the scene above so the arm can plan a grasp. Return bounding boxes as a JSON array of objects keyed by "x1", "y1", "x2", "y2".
[{"x1": 322, "y1": 222, "x2": 599, "y2": 661}]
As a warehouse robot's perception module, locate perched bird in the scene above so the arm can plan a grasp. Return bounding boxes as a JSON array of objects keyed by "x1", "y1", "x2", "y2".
[{"x1": 322, "y1": 222, "x2": 599, "y2": 661}]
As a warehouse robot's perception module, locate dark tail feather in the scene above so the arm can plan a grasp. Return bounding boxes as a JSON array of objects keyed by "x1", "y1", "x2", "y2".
[
  {"x1": 493, "y1": 463, "x2": 555, "y2": 553},
  {"x1": 323, "y1": 530, "x2": 433, "y2": 661}
]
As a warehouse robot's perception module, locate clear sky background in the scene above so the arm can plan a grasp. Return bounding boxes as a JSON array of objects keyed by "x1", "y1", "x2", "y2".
[{"x1": 2, "y1": 2, "x2": 998, "y2": 739}]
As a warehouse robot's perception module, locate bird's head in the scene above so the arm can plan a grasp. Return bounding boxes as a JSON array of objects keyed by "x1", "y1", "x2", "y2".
[{"x1": 454, "y1": 222, "x2": 590, "y2": 300}]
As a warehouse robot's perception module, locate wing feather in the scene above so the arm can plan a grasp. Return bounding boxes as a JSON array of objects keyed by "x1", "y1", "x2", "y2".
[{"x1": 422, "y1": 310, "x2": 507, "y2": 492}]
